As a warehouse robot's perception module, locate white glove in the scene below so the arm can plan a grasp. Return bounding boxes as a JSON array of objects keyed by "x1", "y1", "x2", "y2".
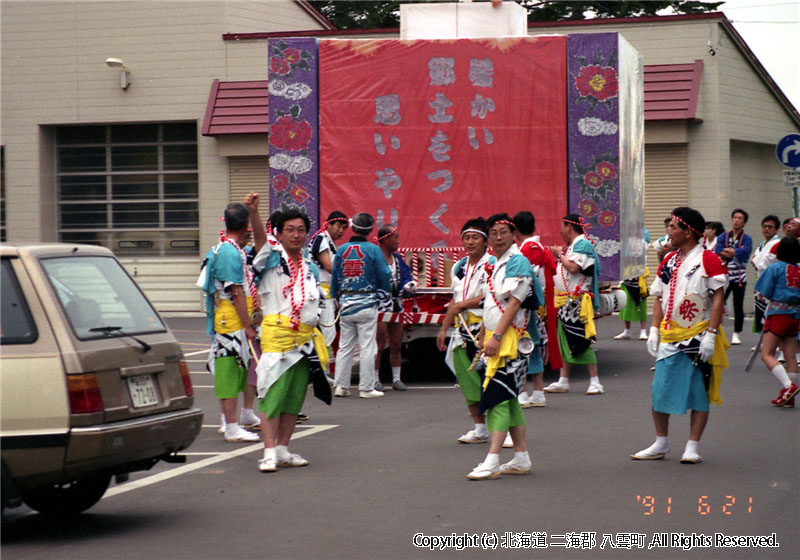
[
  {"x1": 698, "y1": 331, "x2": 716, "y2": 362},
  {"x1": 646, "y1": 326, "x2": 660, "y2": 358}
]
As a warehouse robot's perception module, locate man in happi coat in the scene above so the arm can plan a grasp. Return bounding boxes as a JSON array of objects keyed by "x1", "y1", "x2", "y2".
[
  {"x1": 633, "y1": 207, "x2": 729, "y2": 464},
  {"x1": 545, "y1": 214, "x2": 604, "y2": 395}
]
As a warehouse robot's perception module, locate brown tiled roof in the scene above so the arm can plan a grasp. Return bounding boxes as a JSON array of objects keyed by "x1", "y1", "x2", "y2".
[
  {"x1": 201, "y1": 80, "x2": 269, "y2": 136},
  {"x1": 644, "y1": 60, "x2": 703, "y2": 121}
]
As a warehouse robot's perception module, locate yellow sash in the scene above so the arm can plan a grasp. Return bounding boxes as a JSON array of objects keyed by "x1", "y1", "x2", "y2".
[
  {"x1": 482, "y1": 328, "x2": 526, "y2": 390},
  {"x1": 638, "y1": 266, "x2": 650, "y2": 298},
  {"x1": 554, "y1": 292, "x2": 596, "y2": 339},
  {"x1": 214, "y1": 297, "x2": 253, "y2": 334},
  {"x1": 320, "y1": 282, "x2": 331, "y2": 299},
  {"x1": 659, "y1": 319, "x2": 729, "y2": 406},
  {"x1": 455, "y1": 311, "x2": 482, "y2": 327},
  {"x1": 260, "y1": 314, "x2": 330, "y2": 371}
]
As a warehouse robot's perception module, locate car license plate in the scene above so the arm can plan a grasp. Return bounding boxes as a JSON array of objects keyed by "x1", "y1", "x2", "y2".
[{"x1": 127, "y1": 374, "x2": 159, "y2": 408}]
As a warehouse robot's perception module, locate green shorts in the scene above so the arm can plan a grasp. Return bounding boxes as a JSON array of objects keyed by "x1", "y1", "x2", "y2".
[
  {"x1": 486, "y1": 399, "x2": 525, "y2": 432},
  {"x1": 557, "y1": 322, "x2": 597, "y2": 365},
  {"x1": 214, "y1": 356, "x2": 247, "y2": 399},
  {"x1": 258, "y1": 360, "x2": 309, "y2": 418},
  {"x1": 453, "y1": 345, "x2": 482, "y2": 405}
]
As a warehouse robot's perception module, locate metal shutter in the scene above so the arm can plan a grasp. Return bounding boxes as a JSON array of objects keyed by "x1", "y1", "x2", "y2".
[
  {"x1": 644, "y1": 144, "x2": 688, "y2": 273},
  {"x1": 229, "y1": 156, "x2": 270, "y2": 217},
  {"x1": 642, "y1": 144, "x2": 688, "y2": 313}
]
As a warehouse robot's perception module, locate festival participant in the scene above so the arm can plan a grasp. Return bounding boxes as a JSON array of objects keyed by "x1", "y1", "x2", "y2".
[
  {"x1": 632, "y1": 207, "x2": 729, "y2": 464},
  {"x1": 545, "y1": 214, "x2": 604, "y2": 395},
  {"x1": 309, "y1": 211, "x2": 349, "y2": 375},
  {"x1": 330, "y1": 213, "x2": 392, "y2": 398},
  {"x1": 713, "y1": 209, "x2": 753, "y2": 345},
  {"x1": 704, "y1": 221, "x2": 723, "y2": 251},
  {"x1": 751, "y1": 215, "x2": 781, "y2": 333},
  {"x1": 437, "y1": 217, "x2": 494, "y2": 443},
  {"x1": 467, "y1": 213, "x2": 540, "y2": 480},
  {"x1": 512, "y1": 210, "x2": 560, "y2": 407},
  {"x1": 200, "y1": 202, "x2": 260, "y2": 443},
  {"x1": 615, "y1": 228, "x2": 651, "y2": 341},
  {"x1": 252, "y1": 208, "x2": 330, "y2": 472},
  {"x1": 755, "y1": 237, "x2": 800, "y2": 408},
  {"x1": 652, "y1": 217, "x2": 674, "y2": 262},
  {"x1": 374, "y1": 225, "x2": 415, "y2": 391}
]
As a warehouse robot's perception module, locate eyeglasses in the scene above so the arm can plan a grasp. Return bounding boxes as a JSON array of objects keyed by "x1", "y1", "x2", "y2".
[{"x1": 488, "y1": 228, "x2": 512, "y2": 238}]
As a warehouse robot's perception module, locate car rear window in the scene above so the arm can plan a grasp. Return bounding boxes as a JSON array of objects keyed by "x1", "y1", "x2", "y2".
[
  {"x1": 40, "y1": 255, "x2": 166, "y2": 340},
  {"x1": 0, "y1": 259, "x2": 39, "y2": 344}
]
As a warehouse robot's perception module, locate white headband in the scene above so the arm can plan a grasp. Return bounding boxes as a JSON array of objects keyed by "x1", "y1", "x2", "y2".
[{"x1": 461, "y1": 228, "x2": 487, "y2": 239}]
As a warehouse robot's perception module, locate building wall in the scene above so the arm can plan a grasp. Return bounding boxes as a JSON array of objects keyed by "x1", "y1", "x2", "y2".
[{"x1": 0, "y1": 0, "x2": 324, "y2": 314}]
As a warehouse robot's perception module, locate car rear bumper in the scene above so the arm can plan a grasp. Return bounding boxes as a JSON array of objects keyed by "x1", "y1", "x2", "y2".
[{"x1": 64, "y1": 408, "x2": 204, "y2": 478}]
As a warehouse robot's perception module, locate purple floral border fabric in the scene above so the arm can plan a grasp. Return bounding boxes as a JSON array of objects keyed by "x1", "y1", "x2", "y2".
[
  {"x1": 268, "y1": 38, "x2": 320, "y2": 230},
  {"x1": 567, "y1": 33, "x2": 620, "y2": 281}
]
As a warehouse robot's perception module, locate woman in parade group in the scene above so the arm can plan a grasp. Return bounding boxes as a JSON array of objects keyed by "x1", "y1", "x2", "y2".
[
  {"x1": 754, "y1": 236, "x2": 800, "y2": 408},
  {"x1": 374, "y1": 224, "x2": 415, "y2": 392},
  {"x1": 467, "y1": 213, "x2": 541, "y2": 480},
  {"x1": 437, "y1": 218, "x2": 494, "y2": 444}
]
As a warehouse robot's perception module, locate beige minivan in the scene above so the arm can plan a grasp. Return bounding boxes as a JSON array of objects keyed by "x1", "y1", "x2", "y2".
[{"x1": 1, "y1": 244, "x2": 203, "y2": 515}]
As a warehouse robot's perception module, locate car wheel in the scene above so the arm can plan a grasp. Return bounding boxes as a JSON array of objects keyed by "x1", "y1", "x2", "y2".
[{"x1": 22, "y1": 473, "x2": 111, "y2": 516}]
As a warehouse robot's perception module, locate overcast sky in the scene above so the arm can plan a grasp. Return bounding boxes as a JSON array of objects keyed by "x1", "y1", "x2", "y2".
[{"x1": 717, "y1": 0, "x2": 800, "y2": 112}]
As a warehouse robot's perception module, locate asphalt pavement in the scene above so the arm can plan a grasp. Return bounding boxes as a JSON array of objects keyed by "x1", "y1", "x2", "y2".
[{"x1": 2, "y1": 316, "x2": 798, "y2": 560}]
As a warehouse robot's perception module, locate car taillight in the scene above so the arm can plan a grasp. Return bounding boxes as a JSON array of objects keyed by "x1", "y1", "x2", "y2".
[
  {"x1": 67, "y1": 374, "x2": 103, "y2": 414},
  {"x1": 179, "y1": 361, "x2": 194, "y2": 397}
]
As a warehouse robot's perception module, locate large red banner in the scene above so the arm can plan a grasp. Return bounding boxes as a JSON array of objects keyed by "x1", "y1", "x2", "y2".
[{"x1": 319, "y1": 36, "x2": 567, "y2": 248}]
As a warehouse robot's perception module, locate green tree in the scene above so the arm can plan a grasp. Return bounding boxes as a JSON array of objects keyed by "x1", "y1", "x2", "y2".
[{"x1": 308, "y1": 1, "x2": 723, "y2": 29}]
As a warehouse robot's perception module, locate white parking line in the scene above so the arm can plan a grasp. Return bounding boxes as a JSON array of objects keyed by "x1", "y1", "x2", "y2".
[
  {"x1": 184, "y1": 349, "x2": 210, "y2": 357},
  {"x1": 103, "y1": 424, "x2": 338, "y2": 499}
]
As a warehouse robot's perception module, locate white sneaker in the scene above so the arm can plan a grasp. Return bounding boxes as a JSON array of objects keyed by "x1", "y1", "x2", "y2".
[
  {"x1": 518, "y1": 393, "x2": 530, "y2": 406},
  {"x1": 527, "y1": 393, "x2": 546, "y2": 407},
  {"x1": 359, "y1": 389, "x2": 384, "y2": 398},
  {"x1": 614, "y1": 331, "x2": 631, "y2": 340},
  {"x1": 277, "y1": 453, "x2": 309, "y2": 467},
  {"x1": 544, "y1": 381, "x2": 569, "y2": 393},
  {"x1": 502, "y1": 434, "x2": 514, "y2": 448},
  {"x1": 466, "y1": 461, "x2": 501, "y2": 480},
  {"x1": 585, "y1": 384, "x2": 604, "y2": 395},
  {"x1": 334, "y1": 386, "x2": 350, "y2": 397},
  {"x1": 498, "y1": 457, "x2": 532, "y2": 475},
  {"x1": 225, "y1": 426, "x2": 260, "y2": 443},
  {"x1": 731, "y1": 333, "x2": 741, "y2": 345},
  {"x1": 258, "y1": 457, "x2": 277, "y2": 472},
  {"x1": 457, "y1": 430, "x2": 489, "y2": 444},
  {"x1": 639, "y1": 330, "x2": 649, "y2": 340}
]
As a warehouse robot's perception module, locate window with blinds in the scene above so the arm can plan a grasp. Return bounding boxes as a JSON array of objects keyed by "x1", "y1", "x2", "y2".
[{"x1": 56, "y1": 123, "x2": 199, "y2": 256}]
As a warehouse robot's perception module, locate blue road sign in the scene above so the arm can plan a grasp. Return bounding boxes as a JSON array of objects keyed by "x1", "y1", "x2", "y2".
[{"x1": 777, "y1": 134, "x2": 800, "y2": 168}]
